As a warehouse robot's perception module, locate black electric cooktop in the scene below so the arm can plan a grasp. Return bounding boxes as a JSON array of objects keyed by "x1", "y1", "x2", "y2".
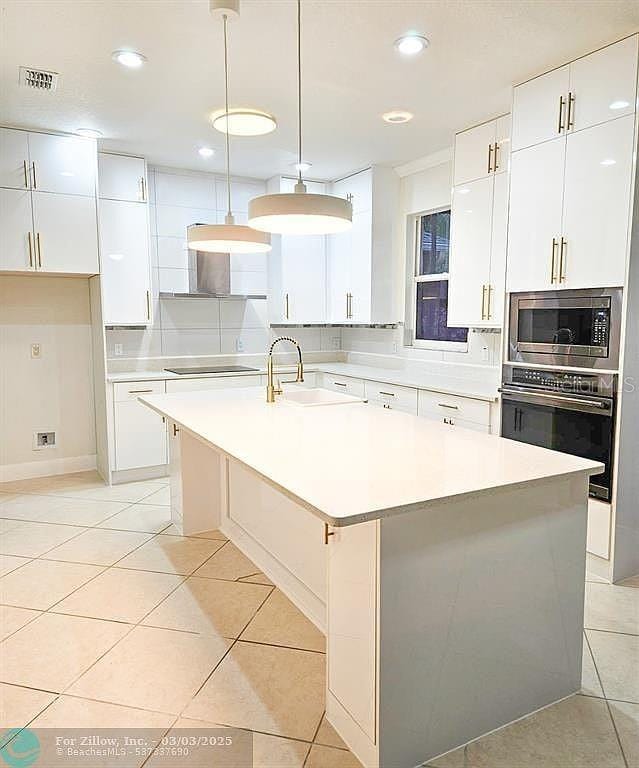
[{"x1": 164, "y1": 366, "x2": 259, "y2": 375}]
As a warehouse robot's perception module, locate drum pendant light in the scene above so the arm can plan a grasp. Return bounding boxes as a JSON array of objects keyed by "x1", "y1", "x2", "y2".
[
  {"x1": 187, "y1": 4, "x2": 271, "y2": 254},
  {"x1": 247, "y1": 0, "x2": 352, "y2": 236}
]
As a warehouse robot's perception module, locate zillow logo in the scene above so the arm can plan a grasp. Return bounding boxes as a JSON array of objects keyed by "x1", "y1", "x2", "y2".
[{"x1": 0, "y1": 729, "x2": 40, "y2": 767}]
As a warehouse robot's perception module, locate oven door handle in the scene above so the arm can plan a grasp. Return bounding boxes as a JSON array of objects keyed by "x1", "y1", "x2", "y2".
[{"x1": 499, "y1": 386, "x2": 612, "y2": 413}]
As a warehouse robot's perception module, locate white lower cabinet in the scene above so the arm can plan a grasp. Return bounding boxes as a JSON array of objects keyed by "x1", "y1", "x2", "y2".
[
  {"x1": 319, "y1": 373, "x2": 366, "y2": 398},
  {"x1": 113, "y1": 381, "x2": 168, "y2": 471},
  {"x1": 364, "y1": 380, "x2": 418, "y2": 415},
  {"x1": 418, "y1": 390, "x2": 491, "y2": 432}
]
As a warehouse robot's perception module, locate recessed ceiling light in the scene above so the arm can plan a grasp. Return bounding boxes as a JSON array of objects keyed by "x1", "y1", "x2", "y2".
[
  {"x1": 75, "y1": 128, "x2": 103, "y2": 139},
  {"x1": 382, "y1": 110, "x2": 413, "y2": 124},
  {"x1": 198, "y1": 146, "x2": 215, "y2": 158},
  {"x1": 112, "y1": 50, "x2": 147, "y2": 68},
  {"x1": 211, "y1": 108, "x2": 277, "y2": 136},
  {"x1": 609, "y1": 100, "x2": 630, "y2": 110},
  {"x1": 291, "y1": 160, "x2": 312, "y2": 173},
  {"x1": 395, "y1": 33, "x2": 429, "y2": 56},
  {"x1": 600, "y1": 158, "x2": 617, "y2": 166}
]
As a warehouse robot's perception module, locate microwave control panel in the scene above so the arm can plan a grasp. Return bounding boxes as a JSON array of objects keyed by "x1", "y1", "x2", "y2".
[{"x1": 511, "y1": 367, "x2": 602, "y2": 394}]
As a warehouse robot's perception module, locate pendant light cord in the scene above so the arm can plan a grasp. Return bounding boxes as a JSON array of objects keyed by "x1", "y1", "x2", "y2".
[
  {"x1": 297, "y1": 0, "x2": 303, "y2": 184},
  {"x1": 223, "y1": 13, "x2": 232, "y2": 220}
]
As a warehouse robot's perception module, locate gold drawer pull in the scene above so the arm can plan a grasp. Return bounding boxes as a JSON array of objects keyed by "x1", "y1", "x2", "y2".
[
  {"x1": 378, "y1": 391, "x2": 395, "y2": 397},
  {"x1": 438, "y1": 403, "x2": 459, "y2": 410},
  {"x1": 128, "y1": 388, "x2": 153, "y2": 394},
  {"x1": 323, "y1": 522, "x2": 335, "y2": 545},
  {"x1": 333, "y1": 381, "x2": 347, "y2": 387}
]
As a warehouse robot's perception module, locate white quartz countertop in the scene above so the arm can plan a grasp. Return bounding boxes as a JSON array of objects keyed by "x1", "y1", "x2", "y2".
[
  {"x1": 140, "y1": 387, "x2": 601, "y2": 527},
  {"x1": 108, "y1": 362, "x2": 499, "y2": 401}
]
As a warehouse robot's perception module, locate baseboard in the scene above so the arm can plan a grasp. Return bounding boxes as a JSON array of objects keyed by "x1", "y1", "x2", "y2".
[
  {"x1": 111, "y1": 465, "x2": 169, "y2": 485},
  {"x1": 0, "y1": 454, "x2": 97, "y2": 483}
]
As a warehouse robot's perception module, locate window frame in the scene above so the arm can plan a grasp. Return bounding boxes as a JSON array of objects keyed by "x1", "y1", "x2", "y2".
[{"x1": 405, "y1": 208, "x2": 469, "y2": 352}]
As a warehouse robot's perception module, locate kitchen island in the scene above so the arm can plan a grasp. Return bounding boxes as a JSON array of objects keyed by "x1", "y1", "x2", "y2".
[{"x1": 140, "y1": 386, "x2": 602, "y2": 768}]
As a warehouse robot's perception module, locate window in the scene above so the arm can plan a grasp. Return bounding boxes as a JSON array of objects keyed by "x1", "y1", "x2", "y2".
[{"x1": 410, "y1": 209, "x2": 468, "y2": 348}]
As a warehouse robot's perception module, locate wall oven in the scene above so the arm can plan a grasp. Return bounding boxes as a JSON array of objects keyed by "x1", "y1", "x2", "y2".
[
  {"x1": 500, "y1": 365, "x2": 616, "y2": 500},
  {"x1": 508, "y1": 287, "x2": 622, "y2": 369}
]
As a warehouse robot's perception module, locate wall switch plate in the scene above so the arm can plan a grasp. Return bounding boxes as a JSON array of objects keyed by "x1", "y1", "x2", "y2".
[
  {"x1": 114, "y1": 343, "x2": 123, "y2": 356},
  {"x1": 30, "y1": 343, "x2": 41, "y2": 359},
  {"x1": 33, "y1": 431, "x2": 56, "y2": 450},
  {"x1": 236, "y1": 338, "x2": 244, "y2": 352}
]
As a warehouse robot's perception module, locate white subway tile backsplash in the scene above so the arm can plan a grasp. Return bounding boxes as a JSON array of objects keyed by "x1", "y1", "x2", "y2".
[
  {"x1": 230, "y1": 271, "x2": 268, "y2": 295},
  {"x1": 158, "y1": 268, "x2": 190, "y2": 294},
  {"x1": 230, "y1": 252, "x2": 268, "y2": 272},
  {"x1": 156, "y1": 205, "x2": 217, "y2": 238},
  {"x1": 156, "y1": 171, "x2": 216, "y2": 208},
  {"x1": 107, "y1": 328, "x2": 163, "y2": 358},
  {"x1": 157, "y1": 237, "x2": 189, "y2": 269},
  {"x1": 220, "y1": 328, "x2": 270, "y2": 355},
  {"x1": 160, "y1": 298, "x2": 220, "y2": 330},
  {"x1": 162, "y1": 329, "x2": 221, "y2": 356},
  {"x1": 219, "y1": 299, "x2": 267, "y2": 330}
]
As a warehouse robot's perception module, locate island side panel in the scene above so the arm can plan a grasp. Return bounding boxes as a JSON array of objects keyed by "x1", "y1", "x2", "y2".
[
  {"x1": 174, "y1": 428, "x2": 224, "y2": 536},
  {"x1": 377, "y1": 474, "x2": 589, "y2": 767}
]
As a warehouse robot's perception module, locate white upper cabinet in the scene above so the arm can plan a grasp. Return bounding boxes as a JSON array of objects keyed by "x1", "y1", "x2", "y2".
[
  {"x1": 452, "y1": 121, "x2": 496, "y2": 186},
  {"x1": 561, "y1": 114, "x2": 634, "y2": 289},
  {"x1": 568, "y1": 35, "x2": 638, "y2": 131},
  {"x1": 0, "y1": 128, "x2": 30, "y2": 190},
  {"x1": 98, "y1": 153, "x2": 147, "y2": 202},
  {"x1": 507, "y1": 138, "x2": 566, "y2": 292},
  {"x1": 31, "y1": 192, "x2": 99, "y2": 274},
  {"x1": 448, "y1": 115, "x2": 510, "y2": 327},
  {"x1": 0, "y1": 188, "x2": 34, "y2": 271},
  {"x1": 511, "y1": 65, "x2": 570, "y2": 152},
  {"x1": 28, "y1": 132, "x2": 96, "y2": 196},
  {"x1": 100, "y1": 199, "x2": 152, "y2": 324}
]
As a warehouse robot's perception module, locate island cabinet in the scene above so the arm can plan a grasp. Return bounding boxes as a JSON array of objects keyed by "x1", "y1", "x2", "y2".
[
  {"x1": 327, "y1": 167, "x2": 399, "y2": 324},
  {"x1": 98, "y1": 152, "x2": 153, "y2": 326},
  {"x1": 0, "y1": 127, "x2": 99, "y2": 275},
  {"x1": 507, "y1": 35, "x2": 638, "y2": 292},
  {"x1": 447, "y1": 115, "x2": 510, "y2": 328}
]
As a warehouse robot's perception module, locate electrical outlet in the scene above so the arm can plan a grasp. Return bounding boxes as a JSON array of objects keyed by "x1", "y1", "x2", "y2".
[
  {"x1": 114, "y1": 343, "x2": 123, "y2": 356},
  {"x1": 31, "y1": 343, "x2": 41, "y2": 359},
  {"x1": 33, "y1": 431, "x2": 56, "y2": 450},
  {"x1": 236, "y1": 338, "x2": 244, "y2": 352}
]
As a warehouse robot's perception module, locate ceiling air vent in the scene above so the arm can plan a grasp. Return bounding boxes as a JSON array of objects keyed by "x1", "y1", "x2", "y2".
[{"x1": 19, "y1": 66, "x2": 59, "y2": 91}]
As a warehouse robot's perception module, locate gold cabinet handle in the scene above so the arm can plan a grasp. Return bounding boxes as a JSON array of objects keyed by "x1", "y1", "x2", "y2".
[
  {"x1": 559, "y1": 238, "x2": 567, "y2": 282},
  {"x1": 567, "y1": 92, "x2": 575, "y2": 130},
  {"x1": 128, "y1": 388, "x2": 154, "y2": 394},
  {"x1": 481, "y1": 284, "x2": 487, "y2": 320},
  {"x1": 557, "y1": 95, "x2": 566, "y2": 133},
  {"x1": 487, "y1": 143, "x2": 493, "y2": 174},
  {"x1": 487, "y1": 284, "x2": 493, "y2": 320},
  {"x1": 27, "y1": 232, "x2": 33, "y2": 268},
  {"x1": 285, "y1": 293, "x2": 290, "y2": 320},
  {"x1": 36, "y1": 232, "x2": 42, "y2": 268},
  {"x1": 550, "y1": 238, "x2": 558, "y2": 284},
  {"x1": 146, "y1": 290, "x2": 151, "y2": 320},
  {"x1": 438, "y1": 402, "x2": 459, "y2": 410},
  {"x1": 31, "y1": 161, "x2": 37, "y2": 189},
  {"x1": 23, "y1": 160, "x2": 29, "y2": 188},
  {"x1": 346, "y1": 292, "x2": 353, "y2": 319},
  {"x1": 140, "y1": 177, "x2": 146, "y2": 201},
  {"x1": 378, "y1": 391, "x2": 395, "y2": 397},
  {"x1": 493, "y1": 142, "x2": 499, "y2": 171},
  {"x1": 323, "y1": 522, "x2": 335, "y2": 545},
  {"x1": 333, "y1": 381, "x2": 347, "y2": 388},
  {"x1": 173, "y1": 423, "x2": 179, "y2": 437}
]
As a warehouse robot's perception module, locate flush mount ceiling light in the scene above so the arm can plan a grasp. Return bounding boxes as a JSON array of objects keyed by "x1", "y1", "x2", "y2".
[
  {"x1": 75, "y1": 128, "x2": 103, "y2": 139},
  {"x1": 112, "y1": 50, "x2": 147, "y2": 68},
  {"x1": 188, "y1": 2, "x2": 271, "y2": 255},
  {"x1": 394, "y1": 33, "x2": 429, "y2": 56},
  {"x1": 248, "y1": 0, "x2": 352, "y2": 236},
  {"x1": 198, "y1": 146, "x2": 215, "y2": 158},
  {"x1": 382, "y1": 110, "x2": 414, "y2": 124},
  {"x1": 211, "y1": 107, "x2": 277, "y2": 136}
]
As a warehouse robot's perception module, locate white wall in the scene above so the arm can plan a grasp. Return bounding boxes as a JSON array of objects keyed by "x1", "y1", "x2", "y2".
[
  {"x1": 105, "y1": 167, "x2": 340, "y2": 360},
  {"x1": 0, "y1": 276, "x2": 96, "y2": 480},
  {"x1": 342, "y1": 153, "x2": 502, "y2": 368}
]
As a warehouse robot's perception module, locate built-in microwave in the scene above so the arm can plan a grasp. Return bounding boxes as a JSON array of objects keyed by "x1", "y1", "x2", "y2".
[{"x1": 508, "y1": 288, "x2": 622, "y2": 370}]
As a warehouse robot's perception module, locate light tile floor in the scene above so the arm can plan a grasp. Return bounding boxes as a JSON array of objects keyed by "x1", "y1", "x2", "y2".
[{"x1": 0, "y1": 471, "x2": 637, "y2": 768}]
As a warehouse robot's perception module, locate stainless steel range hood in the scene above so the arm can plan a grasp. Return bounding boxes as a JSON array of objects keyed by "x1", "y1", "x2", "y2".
[{"x1": 159, "y1": 249, "x2": 266, "y2": 300}]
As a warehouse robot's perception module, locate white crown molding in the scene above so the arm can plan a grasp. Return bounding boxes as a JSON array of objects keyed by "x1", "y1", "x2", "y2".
[{"x1": 394, "y1": 147, "x2": 453, "y2": 178}]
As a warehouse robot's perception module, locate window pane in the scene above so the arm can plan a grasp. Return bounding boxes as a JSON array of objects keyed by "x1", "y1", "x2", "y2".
[
  {"x1": 416, "y1": 280, "x2": 468, "y2": 343},
  {"x1": 418, "y1": 210, "x2": 450, "y2": 275}
]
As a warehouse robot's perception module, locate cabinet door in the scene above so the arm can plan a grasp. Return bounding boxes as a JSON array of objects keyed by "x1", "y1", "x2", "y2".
[
  {"x1": 100, "y1": 199, "x2": 151, "y2": 324},
  {"x1": 494, "y1": 113, "x2": 511, "y2": 176},
  {"x1": 281, "y1": 233, "x2": 326, "y2": 323},
  {"x1": 332, "y1": 169, "x2": 371, "y2": 213},
  {"x1": 32, "y1": 192, "x2": 99, "y2": 274},
  {"x1": 562, "y1": 115, "x2": 634, "y2": 289},
  {"x1": 569, "y1": 36, "x2": 638, "y2": 131},
  {"x1": 0, "y1": 189, "x2": 34, "y2": 271},
  {"x1": 448, "y1": 177, "x2": 493, "y2": 326},
  {"x1": 506, "y1": 139, "x2": 565, "y2": 292},
  {"x1": 28, "y1": 133, "x2": 96, "y2": 196},
  {"x1": 349, "y1": 208, "x2": 372, "y2": 322},
  {"x1": 0, "y1": 128, "x2": 30, "y2": 190},
  {"x1": 487, "y1": 171, "x2": 509, "y2": 325},
  {"x1": 98, "y1": 153, "x2": 147, "y2": 202},
  {"x1": 114, "y1": 400, "x2": 168, "y2": 471},
  {"x1": 453, "y1": 120, "x2": 496, "y2": 186},
  {"x1": 511, "y1": 65, "x2": 570, "y2": 151},
  {"x1": 327, "y1": 229, "x2": 352, "y2": 322}
]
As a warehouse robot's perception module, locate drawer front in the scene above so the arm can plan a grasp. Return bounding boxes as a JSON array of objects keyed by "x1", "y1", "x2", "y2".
[
  {"x1": 365, "y1": 380, "x2": 418, "y2": 415},
  {"x1": 418, "y1": 389, "x2": 490, "y2": 426},
  {"x1": 320, "y1": 374, "x2": 366, "y2": 398},
  {"x1": 114, "y1": 380, "x2": 165, "y2": 403},
  {"x1": 166, "y1": 375, "x2": 262, "y2": 393}
]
